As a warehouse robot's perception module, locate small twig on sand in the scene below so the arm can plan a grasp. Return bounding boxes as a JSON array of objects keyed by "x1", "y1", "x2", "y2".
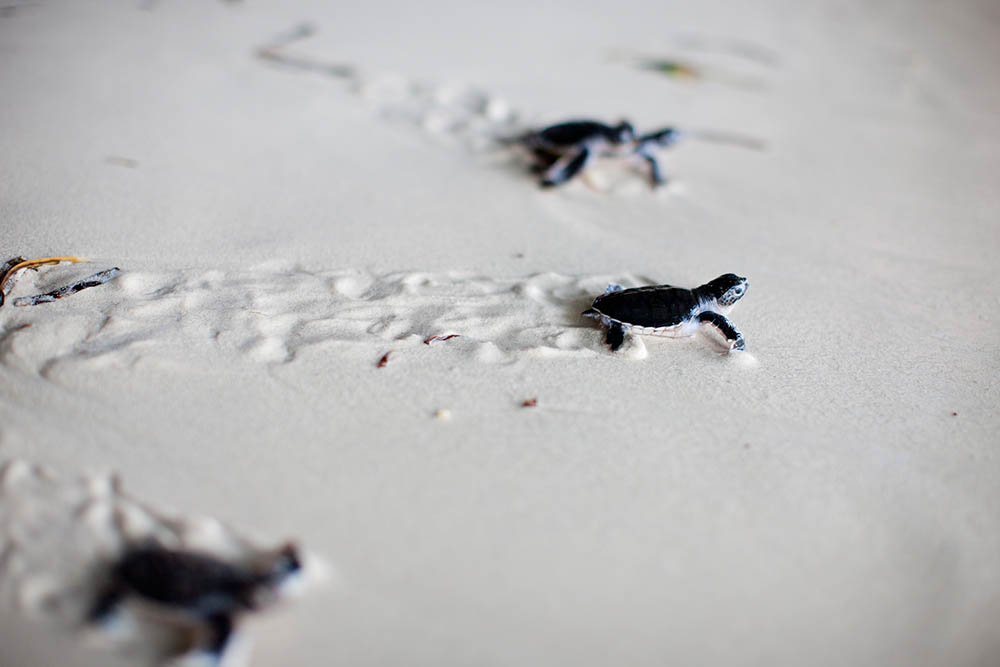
[
  {"x1": 256, "y1": 23, "x2": 356, "y2": 79},
  {"x1": 423, "y1": 334, "x2": 461, "y2": 345}
]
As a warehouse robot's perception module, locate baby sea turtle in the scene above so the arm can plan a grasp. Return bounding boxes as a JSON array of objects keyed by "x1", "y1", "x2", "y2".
[
  {"x1": 583, "y1": 273, "x2": 749, "y2": 352},
  {"x1": 89, "y1": 541, "x2": 301, "y2": 662},
  {"x1": 519, "y1": 119, "x2": 681, "y2": 188}
]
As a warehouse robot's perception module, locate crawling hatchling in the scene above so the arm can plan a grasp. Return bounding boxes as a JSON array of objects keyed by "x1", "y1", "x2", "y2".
[
  {"x1": 583, "y1": 274, "x2": 749, "y2": 352},
  {"x1": 517, "y1": 119, "x2": 681, "y2": 188},
  {"x1": 89, "y1": 541, "x2": 301, "y2": 663}
]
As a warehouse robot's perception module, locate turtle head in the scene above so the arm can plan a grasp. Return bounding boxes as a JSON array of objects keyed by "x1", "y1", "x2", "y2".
[
  {"x1": 245, "y1": 542, "x2": 304, "y2": 608},
  {"x1": 704, "y1": 273, "x2": 748, "y2": 306},
  {"x1": 610, "y1": 120, "x2": 635, "y2": 144},
  {"x1": 269, "y1": 542, "x2": 302, "y2": 582}
]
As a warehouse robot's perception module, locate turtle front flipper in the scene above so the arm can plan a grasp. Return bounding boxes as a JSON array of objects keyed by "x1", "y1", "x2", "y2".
[
  {"x1": 697, "y1": 311, "x2": 745, "y2": 351},
  {"x1": 605, "y1": 322, "x2": 626, "y2": 351},
  {"x1": 636, "y1": 148, "x2": 665, "y2": 188}
]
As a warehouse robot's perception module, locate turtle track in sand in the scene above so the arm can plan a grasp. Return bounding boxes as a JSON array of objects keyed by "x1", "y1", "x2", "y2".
[
  {"x1": 0, "y1": 266, "x2": 658, "y2": 380},
  {"x1": 256, "y1": 23, "x2": 522, "y2": 154}
]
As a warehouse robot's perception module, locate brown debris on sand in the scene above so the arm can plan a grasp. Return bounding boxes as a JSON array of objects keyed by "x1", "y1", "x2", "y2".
[{"x1": 424, "y1": 334, "x2": 461, "y2": 345}]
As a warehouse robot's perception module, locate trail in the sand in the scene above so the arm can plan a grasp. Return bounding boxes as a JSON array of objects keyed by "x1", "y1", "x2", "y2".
[{"x1": 1, "y1": 268, "x2": 674, "y2": 377}]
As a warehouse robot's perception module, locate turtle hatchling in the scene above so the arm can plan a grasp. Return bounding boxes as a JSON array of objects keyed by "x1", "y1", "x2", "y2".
[
  {"x1": 583, "y1": 273, "x2": 749, "y2": 352},
  {"x1": 89, "y1": 541, "x2": 302, "y2": 663},
  {"x1": 517, "y1": 118, "x2": 682, "y2": 188}
]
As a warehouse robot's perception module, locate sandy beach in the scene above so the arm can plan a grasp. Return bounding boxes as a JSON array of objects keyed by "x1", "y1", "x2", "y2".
[{"x1": 2, "y1": 1, "x2": 999, "y2": 665}]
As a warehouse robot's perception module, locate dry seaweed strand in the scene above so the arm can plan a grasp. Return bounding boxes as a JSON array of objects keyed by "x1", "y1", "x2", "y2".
[
  {"x1": 0, "y1": 256, "x2": 26, "y2": 297},
  {"x1": 610, "y1": 47, "x2": 769, "y2": 92},
  {"x1": 0, "y1": 256, "x2": 86, "y2": 306},
  {"x1": 1, "y1": 256, "x2": 120, "y2": 308},
  {"x1": 637, "y1": 59, "x2": 701, "y2": 79},
  {"x1": 12, "y1": 267, "x2": 121, "y2": 307}
]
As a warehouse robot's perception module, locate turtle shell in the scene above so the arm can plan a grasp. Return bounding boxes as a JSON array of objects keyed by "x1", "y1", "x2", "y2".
[
  {"x1": 113, "y1": 545, "x2": 258, "y2": 609},
  {"x1": 590, "y1": 285, "x2": 700, "y2": 328},
  {"x1": 534, "y1": 120, "x2": 610, "y2": 147}
]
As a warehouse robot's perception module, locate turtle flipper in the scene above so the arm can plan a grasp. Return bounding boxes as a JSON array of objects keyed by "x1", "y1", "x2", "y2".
[
  {"x1": 605, "y1": 322, "x2": 626, "y2": 351},
  {"x1": 207, "y1": 614, "x2": 235, "y2": 660},
  {"x1": 88, "y1": 584, "x2": 125, "y2": 624},
  {"x1": 697, "y1": 311, "x2": 745, "y2": 351},
  {"x1": 541, "y1": 147, "x2": 592, "y2": 187},
  {"x1": 529, "y1": 147, "x2": 561, "y2": 174},
  {"x1": 638, "y1": 150, "x2": 666, "y2": 188}
]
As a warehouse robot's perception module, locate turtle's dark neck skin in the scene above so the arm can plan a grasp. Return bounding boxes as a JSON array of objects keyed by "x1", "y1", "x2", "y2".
[
  {"x1": 692, "y1": 283, "x2": 720, "y2": 305},
  {"x1": 694, "y1": 273, "x2": 748, "y2": 307}
]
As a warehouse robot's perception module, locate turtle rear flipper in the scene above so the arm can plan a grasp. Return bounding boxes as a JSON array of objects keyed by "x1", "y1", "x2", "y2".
[
  {"x1": 541, "y1": 147, "x2": 592, "y2": 187},
  {"x1": 605, "y1": 322, "x2": 626, "y2": 351},
  {"x1": 206, "y1": 614, "x2": 236, "y2": 662},
  {"x1": 88, "y1": 584, "x2": 125, "y2": 624}
]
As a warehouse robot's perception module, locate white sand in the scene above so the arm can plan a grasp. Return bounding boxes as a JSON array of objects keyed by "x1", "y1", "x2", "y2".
[{"x1": 2, "y1": 0, "x2": 999, "y2": 665}]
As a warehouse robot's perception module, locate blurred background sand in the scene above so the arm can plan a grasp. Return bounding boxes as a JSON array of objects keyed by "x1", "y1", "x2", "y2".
[{"x1": 1, "y1": 1, "x2": 999, "y2": 665}]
